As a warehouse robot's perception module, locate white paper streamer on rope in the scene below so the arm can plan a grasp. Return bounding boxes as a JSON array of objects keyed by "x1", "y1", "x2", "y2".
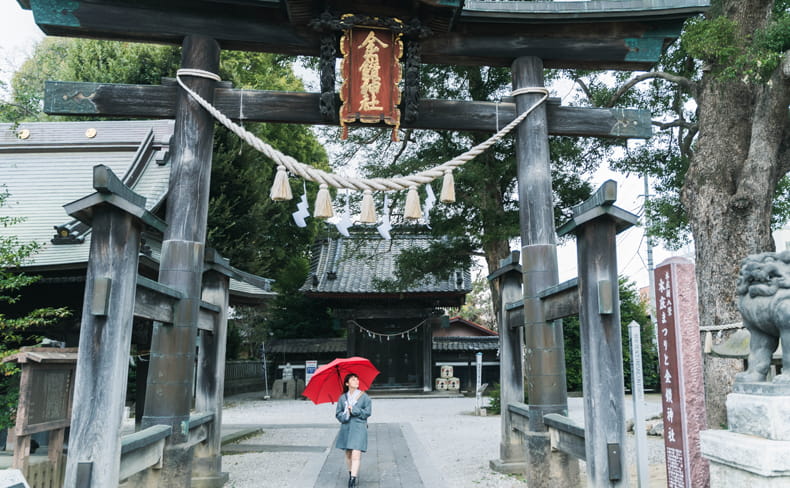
[
  {"x1": 335, "y1": 191, "x2": 353, "y2": 237},
  {"x1": 377, "y1": 194, "x2": 392, "y2": 240},
  {"x1": 423, "y1": 184, "x2": 436, "y2": 228},
  {"x1": 350, "y1": 319, "x2": 427, "y2": 341},
  {"x1": 175, "y1": 69, "x2": 548, "y2": 194},
  {"x1": 292, "y1": 182, "x2": 310, "y2": 227}
]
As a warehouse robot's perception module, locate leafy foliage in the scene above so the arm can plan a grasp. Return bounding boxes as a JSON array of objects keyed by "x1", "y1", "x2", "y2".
[
  {"x1": 260, "y1": 256, "x2": 335, "y2": 340},
  {"x1": 563, "y1": 278, "x2": 658, "y2": 393},
  {"x1": 0, "y1": 190, "x2": 71, "y2": 430},
  {"x1": 4, "y1": 38, "x2": 334, "y2": 343},
  {"x1": 335, "y1": 64, "x2": 597, "y2": 299},
  {"x1": 683, "y1": 5, "x2": 790, "y2": 82},
  {"x1": 456, "y1": 276, "x2": 496, "y2": 330}
]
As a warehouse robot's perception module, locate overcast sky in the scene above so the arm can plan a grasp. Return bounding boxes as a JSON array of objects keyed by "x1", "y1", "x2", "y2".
[
  {"x1": 0, "y1": 3, "x2": 42, "y2": 89},
  {"x1": 0, "y1": 2, "x2": 680, "y2": 289}
]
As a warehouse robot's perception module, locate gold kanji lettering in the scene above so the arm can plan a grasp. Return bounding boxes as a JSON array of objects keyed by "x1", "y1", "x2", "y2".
[{"x1": 357, "y1": 31, "x2": 388, "y2": 111}]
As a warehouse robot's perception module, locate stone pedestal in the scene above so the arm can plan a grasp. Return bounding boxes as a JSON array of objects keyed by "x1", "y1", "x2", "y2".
[
  {"x1": 701, "y1": 383, "x2": 790, "y2": 486},
  {"x1": 271, "y1": 379, "x2": 305, "y2": 399}
]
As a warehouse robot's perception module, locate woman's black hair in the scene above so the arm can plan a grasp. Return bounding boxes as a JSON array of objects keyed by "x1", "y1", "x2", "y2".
[{"x1": 343, "y1": 373, "x2": 359, "y2": 393}]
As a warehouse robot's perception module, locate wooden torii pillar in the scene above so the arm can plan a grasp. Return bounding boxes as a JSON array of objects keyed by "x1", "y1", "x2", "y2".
[
  {"x1": 42, "y1": 68, "x2": 649, "y2": 487},
  {"x1": 553, "y1": 180, "x2": 639, "y2": 487},
  {"x1": 138, "y1": 36, "x2": 220, "y2": 487},
  {"x1": 61, "y1": 165, "x2": 166, "y2": 487},
  {"x1": 27, "y1": 5, "x2": 707, "y2": 487}
]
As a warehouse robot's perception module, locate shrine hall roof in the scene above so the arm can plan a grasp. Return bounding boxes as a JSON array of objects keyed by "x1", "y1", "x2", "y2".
[
  {"x1": 0, "y1": 120, "x2": 274, "y2": 301},
  {"x1": 301, "y1": 233, "x2": 472, "y2": 299},
  {"x1": 19, "y1": 0, "x2": 709, "y2": 70},
  {"x1": 0, "y1": 120, "x2": 174, "y2": 270}
]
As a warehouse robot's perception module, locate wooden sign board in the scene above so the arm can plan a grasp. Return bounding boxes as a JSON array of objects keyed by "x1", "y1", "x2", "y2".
[
  {"x1": 3, "y1": 348, "x2": 78, "y2": 436},
  {"x1": 340, "y1": 27, "x2": 403, "y2": 141}
]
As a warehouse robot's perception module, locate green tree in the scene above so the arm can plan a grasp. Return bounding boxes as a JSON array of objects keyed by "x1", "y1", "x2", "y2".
[
  {"x1": 336, "y1": 65, "x2": 598, "y2": 316},
  {"x1": 563, "y1": 0, "x2": 790, "y2": 425},
  {"x1": 5, "y1": 38, "x2": 334, "y2": 342},
  {"x1": 0, "y1": 189, "x2": 70, "y2": 430},
  {"x1": 456, "y1": 276, "x2": 496, "y2": 330},
  {"x1": 563, "y1": 278, "x2": 658, "y2": 393}
]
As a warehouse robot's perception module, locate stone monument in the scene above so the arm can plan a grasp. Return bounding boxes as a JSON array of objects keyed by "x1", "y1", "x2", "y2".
[
  {"x1": 272, "y1": 363, "x2": 305, "y2": 399},
  {"x1": 701, "y1": 251, "x2": 790, "y2": 486}
]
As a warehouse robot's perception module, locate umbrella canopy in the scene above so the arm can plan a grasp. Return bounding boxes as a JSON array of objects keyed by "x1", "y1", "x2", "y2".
[{"x1": 302, "y1": 356, "x2": 380, "y2": 404}]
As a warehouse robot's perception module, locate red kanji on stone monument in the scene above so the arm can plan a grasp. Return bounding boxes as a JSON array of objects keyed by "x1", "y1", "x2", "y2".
[
  {"x1": 340, "y1": 26, "x2": 403, "y2": 141},
  {"x1": 654, "y1": 257, "x2": 709, "y2": 488}
]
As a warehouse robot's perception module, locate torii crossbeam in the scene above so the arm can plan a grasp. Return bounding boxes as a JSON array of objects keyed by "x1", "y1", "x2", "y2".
[{"x1": 16, "y1": 1, "x2": 709, "y2": 486}]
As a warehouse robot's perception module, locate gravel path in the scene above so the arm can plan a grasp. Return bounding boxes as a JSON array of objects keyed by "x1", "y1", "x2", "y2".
[{"x1": 221, "y1": 393, "x2": 667, "y2": 488}]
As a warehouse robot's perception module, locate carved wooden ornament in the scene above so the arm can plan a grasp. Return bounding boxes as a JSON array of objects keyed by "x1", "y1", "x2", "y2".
[{"x1": 340, "y1": 25, "x2": 403, "y2": 141}]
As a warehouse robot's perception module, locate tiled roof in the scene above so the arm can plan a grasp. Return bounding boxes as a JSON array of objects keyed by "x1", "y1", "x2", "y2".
[
  {"x1": 448, "y1": 316, "x2": 498, "y2": 336},
  {"x1": 301, "y1": 233, "x2": 472, "y2": 295},
  {"x1": 432, "y1": 336, "x2": 499, "y2": 351},
  {"x1": 0, "y1": 120, "x2": 273, "y2": 301},
  {"x1": 0, "y1": 120, "x2": 174, "y2": 270}
]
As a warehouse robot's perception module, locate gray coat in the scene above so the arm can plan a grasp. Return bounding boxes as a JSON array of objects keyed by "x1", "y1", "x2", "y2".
[{"x1": 334, "y1": 391, "x2": 371, "y2": 451}]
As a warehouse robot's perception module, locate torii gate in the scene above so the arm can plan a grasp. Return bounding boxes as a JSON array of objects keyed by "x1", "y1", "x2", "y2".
[{"x1": 18, "y1": 0, "x2": 708, "y2": 486}]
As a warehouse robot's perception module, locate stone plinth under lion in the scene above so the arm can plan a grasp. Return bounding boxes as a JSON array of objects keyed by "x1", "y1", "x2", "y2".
[{"x1": 701, "y1": 251, "x2": 790, "y2": 487}]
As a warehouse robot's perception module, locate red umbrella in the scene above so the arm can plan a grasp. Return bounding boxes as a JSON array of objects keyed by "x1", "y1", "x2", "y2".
[{"x1": 302, "y1": 357, "x2": 380, "y2": 404}]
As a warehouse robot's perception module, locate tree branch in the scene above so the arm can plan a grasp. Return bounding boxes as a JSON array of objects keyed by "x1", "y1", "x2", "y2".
[
  {"x1": 573, "y1": 76, "x2": 594, "y2": 101},
  {"x1": 390, "y1": 129, "x2": 413, "y2": 165},
  {"x1": 651, "y1": 118, "x2": 697, "y2": 131},
  {"x1": 0, "y1": 101, "x2": 38, "y2": 118},
  {"x1": 606, "y1": 71, "x2": 697, "y2": 107},
  {"x1": 680, "y1": 125, "x2": 699, "y2": 160}
]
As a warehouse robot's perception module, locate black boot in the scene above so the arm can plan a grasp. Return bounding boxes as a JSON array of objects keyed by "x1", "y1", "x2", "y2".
[{"x1": 348, "y1": 475, "x2": 357, "y2": 488}]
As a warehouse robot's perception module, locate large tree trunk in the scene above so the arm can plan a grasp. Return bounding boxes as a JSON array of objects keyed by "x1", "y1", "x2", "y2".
[{"x1": 680, "y1": 0, "x2": 790, "y2": 428}]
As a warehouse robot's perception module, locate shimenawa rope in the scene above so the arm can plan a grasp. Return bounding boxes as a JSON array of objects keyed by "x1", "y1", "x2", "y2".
[{"x1": 175, "y1": 68, "x2": 549, "y2": 193}]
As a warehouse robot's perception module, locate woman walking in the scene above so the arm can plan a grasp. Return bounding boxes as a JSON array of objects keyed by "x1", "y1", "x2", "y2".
[{"x1": 335, "y1": 373, "x2": 372, "y2": 488}]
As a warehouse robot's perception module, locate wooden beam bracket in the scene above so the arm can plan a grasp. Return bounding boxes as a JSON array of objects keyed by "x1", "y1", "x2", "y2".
[
  {"x1": 538, "y1": 278, "x2": 579, "y2": 321},
  {"x1": 543, "y1": 413, "x2": 586, "y2": 461},
  {"x1": 119, "y1": 424, "x2": 172, "y2": 481},
  {"x1": 90, "y1": 277, "x2": 111, "y2": 316},
  {"x1": 556, "y1": 180, "x2": 638, "y2": 237}
]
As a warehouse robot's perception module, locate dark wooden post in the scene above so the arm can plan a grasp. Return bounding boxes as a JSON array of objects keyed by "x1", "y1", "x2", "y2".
[
  {"x1": 512, "y1": 56, "x2": 577, "y2": 486},
  {"x1": 141, "y1": 35, "x2": 220, "y2": 486},
  {"x1": 346, "y1": 319, "x2": 357, "y2": 357},
  {"x1": 488, "y1": 251, "x2": 525, "y2": 472},
  {"x1": 192, "y1": 250, "x2": 231, "y2": 488},
  {"x1": 422, "y1": 315, "x2": 433, "y2": 391},
  {"x1": 558, "y1": 181, "x2": 637, "y2": 487},
  {"x1": 63, "y1": 166, "x2": 166, "y2": 487}
]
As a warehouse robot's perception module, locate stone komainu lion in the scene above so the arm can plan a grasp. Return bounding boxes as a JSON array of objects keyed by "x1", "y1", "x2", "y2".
[{"x1": 735, "y1": 251, "x2": 790, "y2": 383}]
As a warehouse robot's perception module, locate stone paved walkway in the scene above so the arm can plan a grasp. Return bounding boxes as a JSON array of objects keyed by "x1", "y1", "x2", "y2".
[{"x1": 315, "y1": 423, "x2": 425, "y2": 488}]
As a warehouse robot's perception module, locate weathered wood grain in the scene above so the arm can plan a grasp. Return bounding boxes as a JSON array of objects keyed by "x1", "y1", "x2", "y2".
[
  {"x1": 64, "y1": 202, "x2": 145, "y2": 487},
  {"x1": 45, "y1": 81, "x2": 652, "y2": 138},
  {"x1": 27, "y1": 0, "x2": 704, "y2": 68},
  {"x1": 575, "y1": 200, "x2": 628, "y2": 486},
  {"x1": 494, "y1": 257, "x2": 526, "y2": 464}
]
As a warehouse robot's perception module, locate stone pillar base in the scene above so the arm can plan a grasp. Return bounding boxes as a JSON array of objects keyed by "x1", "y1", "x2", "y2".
[
  {"x1": 489, "y1": 458, "x2": 525, "y2": 474},
  {"x1": 191, "y1": 472, "x2": 230, "y2": 488},
  {"x1": 701, "y1": 429, "x2": 790, "y2": 487},
  {"x1": 727, "y1": 383, "x2": 790, "y2": 440}
]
